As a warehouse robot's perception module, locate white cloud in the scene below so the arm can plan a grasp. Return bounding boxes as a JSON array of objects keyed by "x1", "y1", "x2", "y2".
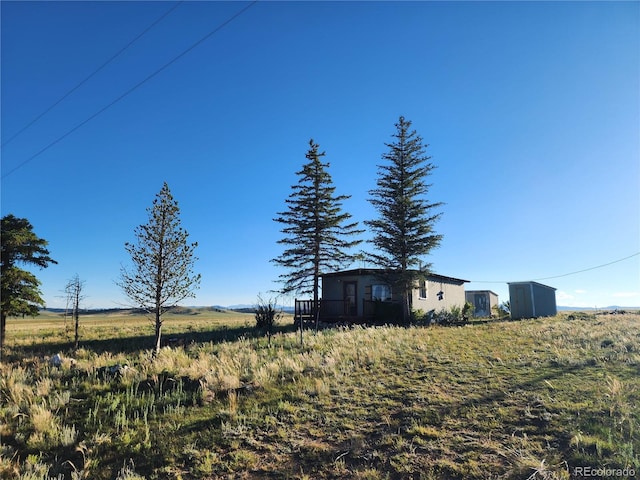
[
  {"x1": 612, "y1": 291, "x2": 640, "y2": 298},
  {"x1": 574, "y1": 289, "x2": 587, "y2": 294},
  {"x1": 557, "y1": 291, "x2": 574, "y2": 301}
]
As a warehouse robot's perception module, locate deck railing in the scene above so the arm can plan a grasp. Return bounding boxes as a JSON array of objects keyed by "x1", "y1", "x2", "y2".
[
  {"x1": 294, "y1": 298, "x2": 402, "y2": 324},
  {"x1": 294, "y1": 299, "x2": 353, "y2": 321}
]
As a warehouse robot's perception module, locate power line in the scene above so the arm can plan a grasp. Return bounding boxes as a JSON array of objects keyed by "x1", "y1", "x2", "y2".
[
  {"x1": 1, "y1": 1, "x2": 184, "y2": 149},
  {"x1": 469, "y1": 252, "x2": 640, "y2": 284},
  {"x1": 1, "y1": 0, "x2": 258, "y2": 180}
]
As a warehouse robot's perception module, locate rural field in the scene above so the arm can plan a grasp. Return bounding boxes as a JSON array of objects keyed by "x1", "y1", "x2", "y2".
[{"x1": 1, "y1": 309, "x2": 639, "y2": 479}]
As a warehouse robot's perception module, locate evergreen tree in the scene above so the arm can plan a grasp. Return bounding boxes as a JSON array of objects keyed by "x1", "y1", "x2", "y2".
[
  {"x1": 1, "y1": 214, "x2": 57, "y2": 359},
  {"x1": 366, "y1": 116, "x2": 443, "y2": 323},
  {"x1": 118, "y1": 183, "x2": 200, "y2": 355},
  {"x1": 273, "y1": 139, "x2": 363, "y2": 322}
]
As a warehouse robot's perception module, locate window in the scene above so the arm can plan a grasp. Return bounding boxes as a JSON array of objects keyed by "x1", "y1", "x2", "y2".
[
  {"x1": 372, "y1": 284, "x2": 392, "y2": 301},
  {"x1": 419, "y1": 279, "x2": 427, "y2": 299}
]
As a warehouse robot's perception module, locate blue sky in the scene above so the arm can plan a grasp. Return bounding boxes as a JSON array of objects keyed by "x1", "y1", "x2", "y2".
[{"x1": 2, "y1": 1, "x2": 638, "y2": 310}]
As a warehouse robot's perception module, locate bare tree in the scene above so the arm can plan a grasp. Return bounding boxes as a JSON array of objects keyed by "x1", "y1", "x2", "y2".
[
  {"x1": 118, "y1": 182, "x2": 200, "y2": 356},
  {"x1": 64, "y1": 274, "x2": 85, "y2": 349}
]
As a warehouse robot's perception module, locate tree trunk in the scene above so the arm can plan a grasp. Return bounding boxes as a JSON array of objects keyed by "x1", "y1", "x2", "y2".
[
  {"x1": 74, "y1": 308, "x2": 79, "y2": 350},
  {"x1": 401, "y1": 263, "x2": 410, "y2": 326},
  {"x1": 155, "y1": 236, "x2": 164, "y2": 356},
  {"x1": 404, "y1": 289, "x2": 412, "y2": 326},
  {"x1": 73, "y1": 284, "x2": 80, "y2": 349},
  {"x1": 313, "y1": 271, "x2": 320, "y2": 333},
  {"x1": 154, "y1": 308, "x2": 162, "y2": 356}
]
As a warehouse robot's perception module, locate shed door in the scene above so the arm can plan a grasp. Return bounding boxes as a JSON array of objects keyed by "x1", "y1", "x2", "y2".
[
  {"x1": 474, "y1": 293, "x2": 489, "y2": 317},
  {"x1": 344, "y1": 281, "x2": 357, "y2": 316}
]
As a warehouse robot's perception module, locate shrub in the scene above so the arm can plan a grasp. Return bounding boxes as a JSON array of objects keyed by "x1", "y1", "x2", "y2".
[
  {"x1": 462, "y1": 301, "x2": 474, "y2": 322},
  {"x1": 115, "y1": 460, "x2": 146, "y2": 480},
  {"x1": 431, "y1": 305, "x2": 470, "y2": 326},
  {"x1": 254, "y1": 295, "x2": 282, "y2": 343},
  {"x1": 411, "y1": 309, "x2": 425, "y2": 324},
  {"x1": 493, "y1": 301, "x2": 511, "y2": 319},
  {"x1": 566, "y1": 311, "x2": 596, "y2": 322}
]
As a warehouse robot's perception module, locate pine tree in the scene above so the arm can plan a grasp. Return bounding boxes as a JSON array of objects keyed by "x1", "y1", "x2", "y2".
[
  {"x1": 273, "y1": 139, "x2": 363, "y2": 324},
  {"x1": 1, "y1": 214, "x2": 57, "y2": 359},
  {"x1": 118, "y1": 182, "x2": 200, "y2": 355},
  {"x1": 366, "y1": 116, "x2": 443, "y2": 323}
]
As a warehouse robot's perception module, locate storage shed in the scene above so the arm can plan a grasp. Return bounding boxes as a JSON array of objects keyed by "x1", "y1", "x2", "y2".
[
  {"x1": 465, "y1": 290, "x2": 499, "y2": 317},
  {"x1": 508, "y1": 281, "x2": 557, "y2": 319}
]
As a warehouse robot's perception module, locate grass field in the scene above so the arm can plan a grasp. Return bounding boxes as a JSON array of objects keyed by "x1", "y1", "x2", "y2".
[{"x1": 1, "y1": 309, "x2": 639, "y2": 479}]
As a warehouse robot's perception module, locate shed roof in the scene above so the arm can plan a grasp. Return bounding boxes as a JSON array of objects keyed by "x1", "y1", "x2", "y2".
[
  {"x1": 322, "y1": 268, "x2": 469, "y2": 284},
  {"x1": 466, "y1": 290, "x2": 499, "y2": 296},
  {"x1": 507, "y1": 281, "x2": 557, "y2": 290}
]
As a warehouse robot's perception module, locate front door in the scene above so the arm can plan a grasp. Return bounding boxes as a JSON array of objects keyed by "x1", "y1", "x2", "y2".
[{"x1": 343, "y1": 281, "x2": 357, "y2": 316}]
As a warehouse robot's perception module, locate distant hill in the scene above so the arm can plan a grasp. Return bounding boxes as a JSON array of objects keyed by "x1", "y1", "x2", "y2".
[
  {"x1": 225, "y1": 304, "x2": 295, "y2": 313},
  {"x1": 42, "y1": 304, "x2": 297, "y2": 315},
  {"x1": 43, "y1": 307, "x2": 142, "y2": 315},
  {"x1": 558, "y1": 306, "x2": 640, "y2": 312},
  {"x1": 43, "y1": 305, "x2": 637, "y2": 316}
]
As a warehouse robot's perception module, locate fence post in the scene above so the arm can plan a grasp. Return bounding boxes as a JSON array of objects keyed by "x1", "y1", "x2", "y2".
[{"x1": 296, "y1": 298, "x2": 303, "y2": 346}]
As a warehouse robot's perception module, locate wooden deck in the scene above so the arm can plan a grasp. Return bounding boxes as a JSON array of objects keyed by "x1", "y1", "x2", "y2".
[
  {"x1": 294, "y1": 299, "x2": 402, "y2": 325},
  {"x1": 294, "y1": 299, "x2": 357, "y2": 325}
]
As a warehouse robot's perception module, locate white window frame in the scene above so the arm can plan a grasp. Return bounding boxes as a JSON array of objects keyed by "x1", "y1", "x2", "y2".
[
  {"x1": 372, "y1": 284, "x2": 392, "y2": 302},
  {"x1": 419, "y1": 279, "x2": 428, "y2": 299}
]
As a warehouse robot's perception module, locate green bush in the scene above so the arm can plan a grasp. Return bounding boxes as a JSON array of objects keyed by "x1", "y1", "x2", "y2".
[
  {"x1": 431, "y1": 305, "x2": 470, "y2": 326},
  {"x1": 411, "y1": 309, "x2": 425, "y2": 324},
  {"x1": 492, "y1": 301, "x2": 511, "y2": 320},
  {"x1": 462, "y1": 301, "x2": 474, "y2": 321}
]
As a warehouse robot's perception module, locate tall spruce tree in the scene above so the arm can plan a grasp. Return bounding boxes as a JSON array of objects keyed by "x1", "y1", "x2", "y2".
[
  {"x1": 118, "y1": 183, "x2": 200, "y2": 355},
  {"x1": 1, "y1": 214, "x2": 57, "y2": 359},
  {"x1": 273, "y1": 139, "x2": 363, "y2": 322},
  {"x1": 366, "y1": 116, "x2": 443, "y2": 324}
]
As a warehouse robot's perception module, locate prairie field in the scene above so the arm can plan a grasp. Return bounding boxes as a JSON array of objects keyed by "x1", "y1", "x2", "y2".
[{"x1": 1, "y1": 310, "x2": 639, "y2": 479}]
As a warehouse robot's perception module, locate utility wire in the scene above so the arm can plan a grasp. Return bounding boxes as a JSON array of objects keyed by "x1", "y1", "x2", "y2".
[
  {"x1": 469, "y1": 252, "x2": 640, "y2": 284},
  {"x1": 1, "y1": 1, "x2": 184, "y2": 149},
  {"x1": 1, "y1": 0, "x2": 258, "y2": 180}
]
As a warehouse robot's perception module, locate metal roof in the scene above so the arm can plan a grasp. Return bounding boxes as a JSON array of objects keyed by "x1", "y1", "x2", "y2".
[
  {"x1": 507, "y1": 281, "x2": 557, "y2": 290},
  {"x1": 466, "y1": 290, "x2": 499, "y2": 296},
  {"x1": 321, "y1": 268, "x2": 469, "y2": 284}
]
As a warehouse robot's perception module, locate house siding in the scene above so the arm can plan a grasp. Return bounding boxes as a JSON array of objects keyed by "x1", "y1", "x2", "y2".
[
  {"x1": 413, "y1": 277, "x2": 466, "y2": 312},
  {"x1": 321, "y1": 269, "x2": 468, "y2": 318},
  {"x1": 322, "y1": 272, "x2": 381, "y2": 317}
]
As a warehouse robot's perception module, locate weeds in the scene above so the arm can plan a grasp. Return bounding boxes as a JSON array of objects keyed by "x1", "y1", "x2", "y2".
[{"x1": 1, "y1": 311, "x2": 639, "y2": 479}]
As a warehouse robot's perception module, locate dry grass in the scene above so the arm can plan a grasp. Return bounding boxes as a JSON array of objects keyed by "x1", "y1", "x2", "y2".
[{"x1": 1, "y1": 310, "x2": 639, "y2": 479}]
